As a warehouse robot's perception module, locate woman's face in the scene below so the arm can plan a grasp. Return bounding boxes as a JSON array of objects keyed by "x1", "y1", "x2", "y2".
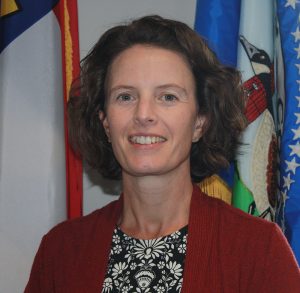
[{"x1": 101, "y1": 45, "x2": 205, "y2": 178}]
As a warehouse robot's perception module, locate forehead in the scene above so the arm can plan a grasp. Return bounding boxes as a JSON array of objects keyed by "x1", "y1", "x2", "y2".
[{"x1": 106, "y1": 44, "x2": 195, "y2": 90}]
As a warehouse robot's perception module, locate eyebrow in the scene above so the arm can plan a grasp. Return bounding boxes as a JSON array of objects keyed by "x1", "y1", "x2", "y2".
[
  {"x1": 108, "y1": 85, "x2": 136, "y2": 96},
  {"x1": 155, "y1": 84, "x2": 188, "y2": 96},
  {"x1": 109, "y1": 84, "x2": 188, "y2": 96}
]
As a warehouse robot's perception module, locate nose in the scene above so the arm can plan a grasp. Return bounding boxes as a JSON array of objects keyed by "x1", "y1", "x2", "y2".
[{"x1": 134, "y1": 96, "x2": 157, "y2": 126}]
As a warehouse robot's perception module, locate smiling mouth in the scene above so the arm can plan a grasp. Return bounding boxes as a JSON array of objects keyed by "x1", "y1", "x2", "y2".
[{"x1": 129, "y1": 136, "x2": 167, "y2": 145}]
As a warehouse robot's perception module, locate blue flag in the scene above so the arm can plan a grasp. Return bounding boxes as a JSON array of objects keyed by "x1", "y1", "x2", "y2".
[
  {"x1": 194, "y1": 0, "x2": 241, "y2": 201},
  {"x1": 277, "y1": 0, "x2": 300, "y2": 265},
  {"x1": 194, "y1": 0, "x2": 241, "y2": 66},
  {"x1": 0, "y1": 0, "x2": 59, "y2": 53}
]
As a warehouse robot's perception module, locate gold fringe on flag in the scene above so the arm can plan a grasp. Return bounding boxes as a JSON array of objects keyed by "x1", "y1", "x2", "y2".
[
  {"x1": 197, "y1": 174, "x2": 232, "y2": 204},
  {"x1": 64, "y1": 0, "x2": 73, "y2": 98},
  {"x1": 0, "y1": 0, "x2": 20, "y2": 17}
]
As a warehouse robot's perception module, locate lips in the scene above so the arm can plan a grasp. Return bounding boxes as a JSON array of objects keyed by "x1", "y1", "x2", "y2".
[{"x1": 129, "y1": 135, "x2": 166, "y2": 145}]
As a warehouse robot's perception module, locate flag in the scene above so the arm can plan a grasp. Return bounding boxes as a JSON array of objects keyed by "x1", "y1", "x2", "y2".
[
  {"x1": 194, "y1": 0, "x2": 241, "y2": 204},
  {"x1": 0, "y1": 0, "x2": 81, "y2": 291},
  {"x1": 53, "y1": 0, "x2": 83, "y2": 219},
  {"x1": 276, "y1": 0, "x2": 300, "y2": 266},
  {"x1": 194, "y1": 0, "x2": 241, "y2": 67},
  {"x1": 194, "y1": 0, "x2": 276, "y2": 219},
  {"x1": 234, "y1": 0, "x2": 276, "y2": 221},
  {"x1": 195, "y1": 0, "x2": 300, "y2": 265}
]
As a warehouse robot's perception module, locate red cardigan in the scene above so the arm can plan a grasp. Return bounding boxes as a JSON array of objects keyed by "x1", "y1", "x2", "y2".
[{"x1": 25, "y1": 186, "x2": 300, "y2": 292}]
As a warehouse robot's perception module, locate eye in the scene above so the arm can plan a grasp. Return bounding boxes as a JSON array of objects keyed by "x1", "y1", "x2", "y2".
[
  {"x1": 161, "y1": 94, "x2": 178, "y2": 102},
  {"x1": 116, "y1": 94, "x2": 133, "y2": 102}
]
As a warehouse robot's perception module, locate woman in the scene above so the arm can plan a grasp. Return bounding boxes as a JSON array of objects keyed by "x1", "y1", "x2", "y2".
[{"x1": 25, "y1": 15, "x2": 300, "y2": 292}]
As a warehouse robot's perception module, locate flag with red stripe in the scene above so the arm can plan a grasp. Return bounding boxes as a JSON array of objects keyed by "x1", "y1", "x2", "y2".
[
  {"x1": 53, "y1": 0, "x2": 82, "y2": 219},
  {"x1": 0, "y1": 0, "x2": 81, "y2": 291}
]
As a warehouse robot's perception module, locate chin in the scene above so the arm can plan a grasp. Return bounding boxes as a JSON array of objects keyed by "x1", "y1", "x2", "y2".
[
  {"x1": 123, "y1": 165, "x2": 167, "y2": 177},
  {"x1": 121, "y1": 158, "x2": 190, "y2": 178}
]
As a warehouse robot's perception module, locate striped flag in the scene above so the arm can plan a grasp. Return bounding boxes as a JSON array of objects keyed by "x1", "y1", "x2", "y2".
[
  {"x1": 276, "y1": 0, "x2": 300, "y2": 265},
  {"x1": 53, "y1": 0, "x2": 83, "y2": 219},
  {"x1": 0, "y1": 0, "x2": 81, "y2": 291}
]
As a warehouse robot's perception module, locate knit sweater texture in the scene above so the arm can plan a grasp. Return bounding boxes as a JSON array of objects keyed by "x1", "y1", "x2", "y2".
[{"x1": 25, "y1": 185, "x2": 300, "y2": 292}]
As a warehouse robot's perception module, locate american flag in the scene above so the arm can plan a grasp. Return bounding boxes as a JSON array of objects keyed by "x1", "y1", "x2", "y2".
[{"x1": 277, "y1": 0, "x2": 300, "y2": 265}]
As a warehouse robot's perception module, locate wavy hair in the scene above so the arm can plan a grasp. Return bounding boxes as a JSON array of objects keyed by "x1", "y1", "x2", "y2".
[{"x1": 68, "y1": 15, "x2": 247, "y2": 182}]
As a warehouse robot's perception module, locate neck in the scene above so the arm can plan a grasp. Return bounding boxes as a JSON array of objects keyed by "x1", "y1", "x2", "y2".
[{"x1": 119, "y1": 165, "x2": 193, "y2": 239}]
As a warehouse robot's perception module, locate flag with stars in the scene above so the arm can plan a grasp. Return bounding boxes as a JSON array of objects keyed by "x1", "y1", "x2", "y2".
[
  {"x1": 0, "y1": 0, "x2": 81, "y2": 291},
  {"x1": 277, "y1": 0, "x2": 300, "y2": 265}
]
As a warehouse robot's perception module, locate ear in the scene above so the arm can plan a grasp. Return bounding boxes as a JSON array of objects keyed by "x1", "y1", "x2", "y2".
[
  {"x1": 192, "y1": 115, "x2": 206, "y2": 142},
  {"x1": 99, "y1": 111, "x2": 110, "y2": 141}
]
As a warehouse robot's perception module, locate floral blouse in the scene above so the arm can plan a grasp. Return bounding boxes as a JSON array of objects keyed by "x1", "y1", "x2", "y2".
[{"x1": 102, "y1": 225, "x2": 188, "y2": 293}]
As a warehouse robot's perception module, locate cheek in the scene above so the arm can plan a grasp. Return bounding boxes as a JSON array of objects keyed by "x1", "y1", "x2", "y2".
[
  {"x1": 108, "y1": 121, "x2": 122, "y2": 138},
  {"x1": 107, "y1": 116, "x2": 129, "y2": 142},
  {"x1": 173, "y1": 115, "x2": 197, "y2": 138}
]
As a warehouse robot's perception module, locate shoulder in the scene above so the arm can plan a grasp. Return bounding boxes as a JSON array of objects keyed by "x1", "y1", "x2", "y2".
[
  {"x1": 192, "y1": 186, "x2": 282, "y2": 254},
  {"x1": 193, "y1": 188, "x2": 300, "y2": 291},
  {"x1": 44, "y1": 198, "x2": 120, "y2": 244},
  {"x1": 194, "y1": 186, "x2": 276, "y2": 234},
  {"x1": 209, "y1": 197, "x2": 300, "y2": 291},
  {"x1": 216, "y1": 195, "x2": 274, "y2": 231},
  {"x1": 25, "y1": 199, "x2": 121, "y2": 291}
]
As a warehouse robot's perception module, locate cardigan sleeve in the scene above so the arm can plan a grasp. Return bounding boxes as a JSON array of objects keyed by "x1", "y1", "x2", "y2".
[{"x1": 260, "y1": 224, "x2": 300, "y2": 292}]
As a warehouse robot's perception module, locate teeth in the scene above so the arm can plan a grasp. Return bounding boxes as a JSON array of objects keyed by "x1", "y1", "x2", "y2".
[{"x1": 130, "y1": 136, "x2": 166, "y2": 145}]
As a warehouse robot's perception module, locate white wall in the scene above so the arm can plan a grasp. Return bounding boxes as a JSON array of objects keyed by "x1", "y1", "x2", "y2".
[{"x1": 77, "y1": 0, "x2": 198, "y2": 215}]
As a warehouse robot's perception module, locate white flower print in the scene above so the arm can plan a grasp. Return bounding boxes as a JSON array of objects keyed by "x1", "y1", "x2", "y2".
[
  {"x1": 113, "y1": 244, "x2": 122, "y2": 254},
  {"x1": 168, "y1": 241, "x2": 175, "y2": 250},
  {"x1": 114, "y1": 279, "x2": 120, "y2": 287},
  {"x1": 178, "y1": 243, "x2": 186, "y2": 254},
  {"x1": 124, "y1": 249, "x2": 135, "y2": 262},
  {"x1": 121, "y1": 284, "x2": 133, "y2": 292},
  {"x1": 170, "y1": 280, "x2": 177, "y2": 286},
  {"x1": 135, "y1": 287, "x2": 151, "y2": 293},
  {"x1": 163, "y1": 249, "x2": 173, "y2": 262},
  {"x1": 176, "y1": 278, "x2": 183, "y2": 291},
  {"x1": 102, "y1": 277, "x2": 113, "y2": 292},
  {"x1": 171, "y1": 230, "x2": 181, "y2": 239},
  {"x1": 156, "y1": 285, "x2": 165, "y2": 293},
  {"x1": 112, "y1": 262, "x2": 128, "y2": 279},
  {"x1": 166, "y1": 261, "x2": 183, "y2": 279},
  {"x1": 123, "y1": 234, "x2": 131, "y2": 241},
  {"x1": 112, "y1": 233, "x2": 121, "y2": 244},
  {"x1": 130, "y1": 262, "x2": 137, "y2": 270},
  {"x1": 103, "y1": 225, "x2": 188, "y2": 292},
  {"x1": 134, "y1": 238, "x2": 165, "y2": 259},
  {"x1": 138, "y1": 258, "x2": 155, "y2": 268},
  {"x1": 157, "y1": 261, "x2": 165, "y2": 269}
]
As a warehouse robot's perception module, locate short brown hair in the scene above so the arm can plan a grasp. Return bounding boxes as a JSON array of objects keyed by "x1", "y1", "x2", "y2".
[{"x1": 68, "y1": 15, "x2": 246, "y2": 182}]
